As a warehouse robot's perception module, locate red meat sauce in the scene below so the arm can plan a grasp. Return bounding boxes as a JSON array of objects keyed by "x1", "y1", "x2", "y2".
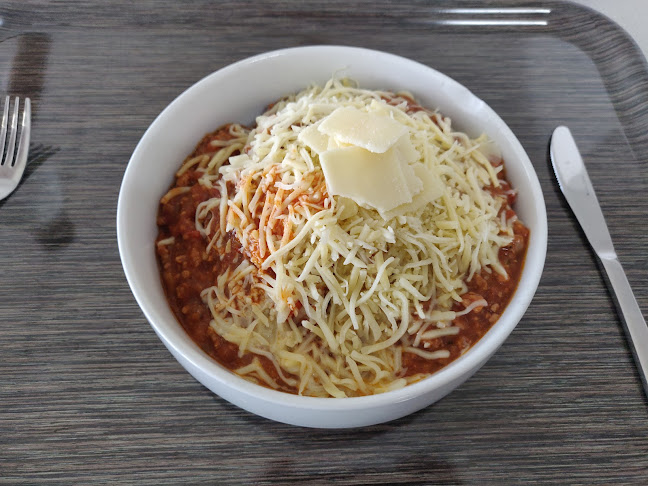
[
  {"x1": 156, "y1": 127, "x2": 293, "y2": 391},
  {"x1": 156, "y1": 124, "x2": 530, "y2": 395},
  {"x1": 401, "y1": 218, "x2": 529, "y2": 376}
]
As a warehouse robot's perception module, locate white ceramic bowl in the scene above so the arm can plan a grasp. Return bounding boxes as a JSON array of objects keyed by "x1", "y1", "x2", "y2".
[{"x1": 117, "y1": 45, "x2": 547, "y2": 428}]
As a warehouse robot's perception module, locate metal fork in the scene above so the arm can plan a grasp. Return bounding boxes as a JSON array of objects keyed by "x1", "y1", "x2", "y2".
[{"x1": 0, "y1": 96, "x2": 31, "y2": 200}]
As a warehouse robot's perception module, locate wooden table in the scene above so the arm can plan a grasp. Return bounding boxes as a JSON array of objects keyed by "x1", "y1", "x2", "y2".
[{"x1": 1, "y1": 1, "x2": 647, "y2": 483}]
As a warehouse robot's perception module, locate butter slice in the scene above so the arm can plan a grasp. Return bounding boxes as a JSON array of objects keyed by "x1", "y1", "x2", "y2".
[
  {"x1": 318, "y1": 106, "x2": 407, "y2": 153},
  {"x1": 320, "y1": 146, "x2": 413, "y2": 214}
]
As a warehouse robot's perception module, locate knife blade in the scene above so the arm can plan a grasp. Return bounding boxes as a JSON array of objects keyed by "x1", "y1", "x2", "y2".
[{"x1": 550, "y1": 125, "x2": 648, "y2": 400}]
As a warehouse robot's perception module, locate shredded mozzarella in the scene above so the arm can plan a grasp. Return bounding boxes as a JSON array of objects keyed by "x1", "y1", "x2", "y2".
[{"x1": 188, "y1": 78, "x2": 515, "y2": 397}]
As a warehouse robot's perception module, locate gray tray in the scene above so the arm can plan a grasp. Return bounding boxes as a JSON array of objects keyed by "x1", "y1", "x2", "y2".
[{"x1": 1, "y1": 1, "x2": 647, "y2": 484}]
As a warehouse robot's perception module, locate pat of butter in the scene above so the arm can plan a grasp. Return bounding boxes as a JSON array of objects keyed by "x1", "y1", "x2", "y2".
[
  {"x1": 318, "y1": 106, "x2": 407, "y2": 153},
  {"x1": 320, "y1": 146, "x2": 413, "y2": 214}
]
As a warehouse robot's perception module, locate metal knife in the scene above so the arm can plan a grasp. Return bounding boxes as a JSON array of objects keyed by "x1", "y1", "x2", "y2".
[{"x1": 550, "y1": 125, "x2": 648, "y2": 399}]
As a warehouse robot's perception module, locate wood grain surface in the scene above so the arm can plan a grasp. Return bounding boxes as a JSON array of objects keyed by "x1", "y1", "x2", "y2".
[{"x1": 1, "y1": 1, "x2": 647, "y2": 484}]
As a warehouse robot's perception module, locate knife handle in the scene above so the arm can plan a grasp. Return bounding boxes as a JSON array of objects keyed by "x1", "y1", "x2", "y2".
[{"x1": 600, "y1": 256, "x2": 648, "y2": 399}]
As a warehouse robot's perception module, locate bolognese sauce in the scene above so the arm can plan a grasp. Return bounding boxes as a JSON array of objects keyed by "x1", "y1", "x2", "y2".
[
  {"x1": 157, "y1": 127, "x2": 529, "y2": 393},
  {"x1": 157, "y1": 128, "x2": 293, "y2": 390},
  {"x1": 155, "y1": 79, "x2": 530, "y2": 397}
]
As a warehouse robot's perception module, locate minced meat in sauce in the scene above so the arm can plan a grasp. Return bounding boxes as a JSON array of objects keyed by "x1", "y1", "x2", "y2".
[{"x1": 156, "y1": 125, "x2": 529, "y2": 392}]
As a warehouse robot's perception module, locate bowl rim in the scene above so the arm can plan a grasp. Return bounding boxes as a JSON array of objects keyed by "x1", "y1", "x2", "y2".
[{"x1": 117, "y1": 44, "x2": 548, "y2": 412}]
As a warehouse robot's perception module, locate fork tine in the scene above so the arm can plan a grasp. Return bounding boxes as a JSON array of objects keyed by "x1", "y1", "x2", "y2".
[
  {"x1": 13, "y1": 98, "x2": 31, "y2": 171},
  {"x1": 0, "y1": 96, "x2": 30, "y2": 201},
  {"x1": 3, "y1": 97, "x2": 19, "y2": 167},
  {"x1": 0, "y1": 96, "x2": 8, "y2": 166}
]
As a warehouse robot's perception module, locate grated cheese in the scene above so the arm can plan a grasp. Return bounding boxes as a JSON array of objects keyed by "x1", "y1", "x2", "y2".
[{"x1": 186, "y1": 78, "x2": 516, "y2": 397}]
